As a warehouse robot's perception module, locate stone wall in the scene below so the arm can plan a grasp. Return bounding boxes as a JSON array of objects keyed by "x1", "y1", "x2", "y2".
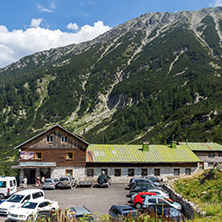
[
  {"x1": 51, "y1": 167, "x2": 85, "y2": 182},
  {"x1": 163, "y1": 184, "x2": 204, "y2": 219}
]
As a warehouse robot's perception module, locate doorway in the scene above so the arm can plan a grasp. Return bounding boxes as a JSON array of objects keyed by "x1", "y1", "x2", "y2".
[
  {"x1": 40, "y1": 168, "x2": 51, "y2": 178},
  {"x1": 24, "y1": 168, "x2": 36, "y2": 184}
]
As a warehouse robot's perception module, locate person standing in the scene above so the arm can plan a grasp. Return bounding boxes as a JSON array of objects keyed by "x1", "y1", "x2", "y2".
[
  {"x1": 23, "y1": 177, "x2": 28, "y2": 188},
  {"x1": 41, "y1": 176, "x2": 45, "y2": 184},
  {"x1": 36, "y1": 176, "x2": 40, "y2": 187}
]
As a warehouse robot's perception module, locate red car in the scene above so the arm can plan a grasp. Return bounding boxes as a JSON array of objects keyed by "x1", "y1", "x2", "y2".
[{"x1": 133, "y1": 192, "x2": 156, "y2": 209}]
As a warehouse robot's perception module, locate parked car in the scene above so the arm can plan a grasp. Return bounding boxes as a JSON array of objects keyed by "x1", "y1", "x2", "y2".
[
  {"x1": 130, "y1": 181, "x2": 156, "y2": 191},
  {"x1": 130, "y1": 184, "x2": 156, "y2": 195},
  {"x1": 0, "y1": 176, "x2": 17, "y2": 199},
  {"x1": 58, "y1": 176, "x2": 76, "y2": 189},
  {"x1": 109, "y1": 204, "x2": 137, "y2": 220},
  {"x1": 141, "y1": 196, "x2": 182, "y2": 211},
  {"x1": 42, "y1": 178, "x2": 59, "y2": 190},
  {"x1": 96, "y1": 174, "x2": 111, "y2": 188},
  {"x1": 8, "y1": 198, "x2": 59, "y2": 221},
  {"x1": 146, "y1": 205, "x2": 184, "y2": 221},
  {"x1": 146, "y1": 189, "x2": 170, "y2": 198},
  {"x1": 128, "y1": 178, "x2": 152, "y2": 188},
  {"x1": 0, "y1": 189, "x2": 44, "y2": 215},
  {"x1": 146, "y1": 176, "x2": 162, "y2": 186},
  {"x1": 133, "y1": 192, "x2": 157, "y2": 209},
  {"x1": 67, "y1": 206, "x2": 94, "y2": 221},
  {"x1": 131, "y1": 189, "x2": 168, "y2": 202}
]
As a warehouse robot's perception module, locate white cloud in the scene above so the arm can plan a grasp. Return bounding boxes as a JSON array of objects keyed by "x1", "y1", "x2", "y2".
[
  {"x1": 37, "y1": 3, "x2": 53, "y2": 13},
  {"x1": 209, "y1": 0, "x2": 222, "y2": 7},
  {"x1": 30, "y1": 18, "x2": 43, "y2": 28},
  {"x1": 0, "y1": 21, "x2": 111, "y2": 68},
  {"x1": 67, "y1": 23, "x2": 79, "y2": 31}
]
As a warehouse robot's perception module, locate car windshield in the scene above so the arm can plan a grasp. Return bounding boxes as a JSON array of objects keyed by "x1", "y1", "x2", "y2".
[
  {"x1": 60, "y1": 177, "x2": 69, "y2": 181},
  {"x1": 7, "y1": 194, "x2": 25, "y2": 203},
  {"x1": 22, "y1": 202, "x2": 38, "y2": 209},
  {"x1": 45, "y1": 180, "x2": 53, "y2": 183}
]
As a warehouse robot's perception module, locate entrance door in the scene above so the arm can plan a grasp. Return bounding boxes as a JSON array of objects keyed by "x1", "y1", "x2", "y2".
[
  {"x1": 30, "y1": 169, "x2": 36, "y2": 184},
  {"x1": 40, "y1": 168, "x2": 51, "y2": 178},
  {"x1": 24, "y1": 169, "x2": 36, "y2": 184}
]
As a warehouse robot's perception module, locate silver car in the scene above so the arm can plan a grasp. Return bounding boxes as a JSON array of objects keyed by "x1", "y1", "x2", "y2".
[
  {"x1": 42, "y1": 178, "x2": 59, "y2": 190},
  {"x1": 67, "y1": 206, "x2": 94, "y2": 221}
]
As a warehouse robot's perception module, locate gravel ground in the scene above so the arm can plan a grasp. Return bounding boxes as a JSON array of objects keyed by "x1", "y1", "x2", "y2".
[{"x1": 0, "y1": 183, "x2": 130, "y2": 221}]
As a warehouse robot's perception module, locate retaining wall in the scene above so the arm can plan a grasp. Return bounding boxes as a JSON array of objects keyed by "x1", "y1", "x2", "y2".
[{"x1": 163, "y1": 184, "x2": 205, "y2": 219}]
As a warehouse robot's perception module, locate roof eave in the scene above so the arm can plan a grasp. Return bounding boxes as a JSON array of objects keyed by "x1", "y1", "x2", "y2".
[{"x1": 14, "y1": 124, "x2": 89, "y2": 150}]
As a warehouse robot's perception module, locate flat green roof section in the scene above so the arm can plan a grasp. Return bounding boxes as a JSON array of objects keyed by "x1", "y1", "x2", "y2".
[
  {"x1": 86, "y1": 144, "x2": 201, "y2": 163},
  {"x1": 179, "y1": 142, "x2": 222, "y2": 151}
]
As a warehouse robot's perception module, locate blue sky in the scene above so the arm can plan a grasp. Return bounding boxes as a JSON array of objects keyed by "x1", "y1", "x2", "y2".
[{"x1": 0, "y1": 0, "x2": 221, "y2": 68}]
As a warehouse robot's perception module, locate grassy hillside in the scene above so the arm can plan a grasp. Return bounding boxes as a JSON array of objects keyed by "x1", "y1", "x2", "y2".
[{"x1": 173, "y1": 168, "x2": 222, "y2": 221}]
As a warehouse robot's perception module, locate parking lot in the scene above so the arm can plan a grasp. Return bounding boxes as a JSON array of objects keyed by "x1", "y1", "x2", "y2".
[{"x1": 0, "y1": 183, "x2": 130, "y2": 222}]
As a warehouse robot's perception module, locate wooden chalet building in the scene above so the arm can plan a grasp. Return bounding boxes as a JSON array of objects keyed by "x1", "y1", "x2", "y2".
[
  {"x1": 14, "y1": 125, "x2": 88, "y2": 184},
  {"x1": 13, "y1": 125, "x2": 222, "y2": 184}
]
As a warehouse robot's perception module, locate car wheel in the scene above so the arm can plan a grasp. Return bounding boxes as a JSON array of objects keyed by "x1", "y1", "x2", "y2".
[
  {"x1": 27, "y1": 215, "x2": 33, "y2": 221},
  {"x1": 135, "y1": 203, "x2": 142, "y2": 209}
]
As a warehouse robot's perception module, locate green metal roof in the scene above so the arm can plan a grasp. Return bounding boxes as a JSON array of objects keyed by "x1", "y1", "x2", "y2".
[
  {"x1": 179, "y1": 142, "x2": 222, "y2": 151},
  {"x1": 86, "y1": 144, "x2": 201, "y2": 163}
]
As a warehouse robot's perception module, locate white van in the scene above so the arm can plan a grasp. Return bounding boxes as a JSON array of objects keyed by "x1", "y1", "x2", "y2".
[
  {"x1": 0, "y1": 176, "x2": 17, "y2": 199},
  {"x1": 0, "y1": 189, "x2": 45, "y2": 215}
]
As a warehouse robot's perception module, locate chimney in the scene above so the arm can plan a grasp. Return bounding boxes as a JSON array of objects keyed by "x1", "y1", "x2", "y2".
[
  {"x1": 142, "y1": 142, "x2": 149, "y2": 151},
  {"x1": 171, "y1": 141, "x2": 177, "y2": 148}
]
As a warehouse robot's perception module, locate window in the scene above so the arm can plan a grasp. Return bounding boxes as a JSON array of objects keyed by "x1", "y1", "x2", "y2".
[
  {"x1": 22, "y1": 195, "x2": 30, "y2": 203},
  {"x1": 208, "y1": 162, "x2": 214, "y2": 167},
  {"x1": 219, "y1": 152, "x2": 222, "y2": 157},
  {"x1": 141, "y1": 169, "x2": 147, "y2": 176},
  {"x1": 185, "y1": 168, "x2": 191, "y2": 175},
  {"x1": 114, "y1": 169, "x2": 121, "y2": 177},
  {"x1": 65, "y1": 169, "x2": 73, "y2": 176},
  {"x1": 128, "y1": 169, "x2": 134, "y2": 177},
  {"x1": 174, "y1": 168, "x2": 180, "y2": 176},
  {"x1": 208, "y1": 153, "x2": 215, "y2": 158},
  {"x1": 154, "y1": 169, "x2": 160, "y2": 176},
  {"x1": 61, "y1": 136, "x2": 68, "y2": 143},
  {"x1": 35, "y1": 152, "x2": 42, "y2": 160},
  {"x1": 0, "y1": 181, "x2": 6, "y2": 188},
  {"x1": 33, "y1": 191, "x2": 44, "y2": 199},
  {"x1": 87, "y1": 169, "x2": 94, "y2": 177},
  {"x1": 46, "y1": 136, "x2": 53, "y2": 143},
  {"x1": 101, "y1": 169, "x2": 108, "y2": 175},
  {"x1": 66, "y1": 152, "x2": 74, "y2": 160},
  {"x1": 10, "y1": 181, "x2": 13, "y2": 187},
  {"x1": 148, "y1": 198, "x2": 157, "y2": 203}
]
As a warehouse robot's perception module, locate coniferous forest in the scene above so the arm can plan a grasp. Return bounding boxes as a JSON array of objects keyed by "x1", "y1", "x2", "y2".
[{"x1": 1, "y1": 8, "x2": 222, "y2": 174}]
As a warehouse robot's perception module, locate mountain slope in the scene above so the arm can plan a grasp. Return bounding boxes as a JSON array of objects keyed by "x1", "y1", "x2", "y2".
[{"x1": 1, "y1": 7, "x2": 222, "y2": 153}]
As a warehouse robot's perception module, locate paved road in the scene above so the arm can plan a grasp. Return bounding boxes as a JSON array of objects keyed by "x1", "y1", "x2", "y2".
[{"x1": 0, "y1": 183, "x2": 130, "y2": 221}]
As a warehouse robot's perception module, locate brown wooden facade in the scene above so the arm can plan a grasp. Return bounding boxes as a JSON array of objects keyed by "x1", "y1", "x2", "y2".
[
  {"x1": 14, "y1": 125, "x2": 89, "y2": 183},
  {"x1": 17, "y1": 125, "x2": 88, "y2": 167}
]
